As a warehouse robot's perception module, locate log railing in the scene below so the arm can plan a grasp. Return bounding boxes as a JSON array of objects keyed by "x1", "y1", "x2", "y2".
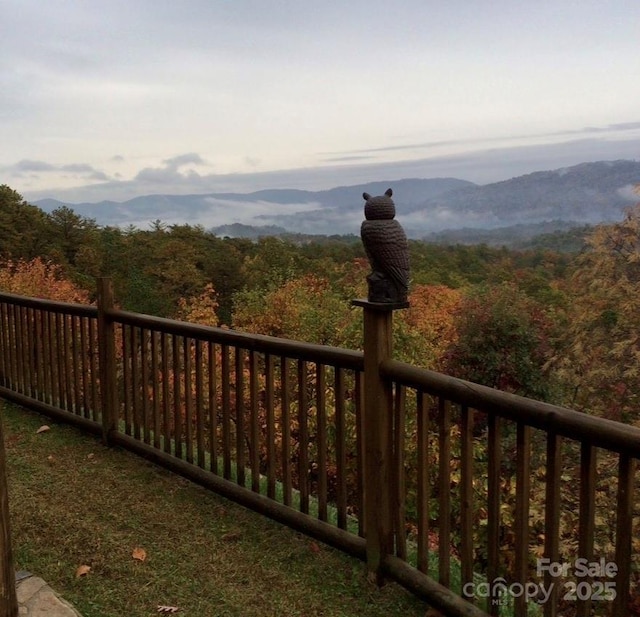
[{"x1": 0, "y1": 279, "x2": 638, "y2": 617}]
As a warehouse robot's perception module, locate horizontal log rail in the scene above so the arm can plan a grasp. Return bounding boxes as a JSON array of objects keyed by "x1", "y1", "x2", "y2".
[
  {"x1": 107, "y1": 307, "x2": 365, "y2": 370},
  {"x1": 381, "y1": 358, "x2": 640, "y2": 457}
]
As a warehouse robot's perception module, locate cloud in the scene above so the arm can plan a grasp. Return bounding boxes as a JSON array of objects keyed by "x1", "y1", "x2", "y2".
[
  {"x1": 328, "y1": 122, "x2": 640, "y2": 159},
  {"x1": 321, "y1": 155, "x2": 376, "y2": 163},
  {"x1": 13, "y1": 160, "x2": 57, "y2": 172},
  {"x1": 162, "y1": 153, "x2": 207, "y2": 169},
  {"x1": 8, "y1": 159, "x2": 111, "y2": 180},
  {"x1": 133, "y1": 152, "x2": 210, "y2": 186},
  {"x1": 608, "y1": 122, "x2": 640, "y2": 132}
]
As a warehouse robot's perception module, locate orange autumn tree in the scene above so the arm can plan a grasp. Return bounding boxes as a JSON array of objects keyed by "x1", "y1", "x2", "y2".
[
  {"x1": 0, "y1": 257, "x2": 91, "y2": 304},
  {"x1": 395, "y1": 284, "x2": 463, "y2": 368},
  {"x1": 232, "y1": 273, "x2": 362, "y2": 348},
  {"x1": 176, "y1": 283, "x2": 219, "y2": 327}
]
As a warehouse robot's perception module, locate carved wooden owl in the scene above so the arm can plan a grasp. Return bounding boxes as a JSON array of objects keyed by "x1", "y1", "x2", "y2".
[{"x1": 360, "y1": 188, "x2": 410, "y2": 303}]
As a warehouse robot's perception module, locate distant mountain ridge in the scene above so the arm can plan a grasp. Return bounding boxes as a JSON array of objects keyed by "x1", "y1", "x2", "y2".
[
  {"x1": 33, "y1": 160, "x2": 639, "y2": 238},
  {"x1": 402, "y1": 159, "x2": 640, "y2": 233}
]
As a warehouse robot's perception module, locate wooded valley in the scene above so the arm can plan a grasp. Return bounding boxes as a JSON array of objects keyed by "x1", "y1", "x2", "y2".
[{"x1": 4, "y1": 183, "x2": 639, "y2": 425}]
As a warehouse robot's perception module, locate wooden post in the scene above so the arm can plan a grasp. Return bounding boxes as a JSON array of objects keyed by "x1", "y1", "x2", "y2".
[
  {"x1": 97, "y1": 278, "x2": 118, "y2": 446},
  {"x1": 352, "y1": 299, "x2": 408, "y2": 584},
  {"x1": 0, "y1": 415, "x2": 18, "y2": 617}
]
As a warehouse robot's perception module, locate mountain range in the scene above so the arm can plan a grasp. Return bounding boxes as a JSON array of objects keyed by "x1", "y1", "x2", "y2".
[{"x1": 34, "y1": 160, "x2": 640, "y2": 240}]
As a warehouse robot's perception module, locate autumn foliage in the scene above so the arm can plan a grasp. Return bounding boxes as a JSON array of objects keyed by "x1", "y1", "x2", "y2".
[{"x1": 0, "y1": 257, "x2": 91, "y2": 304}]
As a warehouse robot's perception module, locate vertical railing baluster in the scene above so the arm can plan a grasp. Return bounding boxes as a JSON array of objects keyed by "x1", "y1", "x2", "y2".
[
  {"x1": 161, "y1": 333, "x2": 171, "y2": 454},
  {"x1": 317, "y1": 363, "x2": 328, "y2": 521},
  {"x1": 195, "y1": 339, "x2": 204, "y2": 467},
  {"x1": 0, "y1": 303, "x2": 7, "y2": 387},
  {"x1": 514, "y1": 423, "x2": 532, "y2": 617},
  {"x1": 141, "y1": 329, "x2": 151, "y2": 445},
  {"x1": 131, "y1": 327, "x2": 141, "y2": 440},
  {"x1": 20, "y1": 306, "x2": 28, "y2": 394},
  {"x1": 63, "y1": 313, "x2": 73, "y2": 410},
  {"x1": 249, "y1": 350, "x2": 260, "y2": 493},
  {"x1": 152, "y1": 331, "x2": 161, "y2": 450},
  {"x1": 543, "y1": 432, "x2": 561, "y2": 617},
  {"x1": 460, "y1": 405, "x2": 474, "y2": 593},
  {"x1": 335, "y1": 367, "x2": 347, "y2": 530},
  {"x1": 393, "y1": 384, "x2": 407, "y2": 560},
  {"x1": 29, "y1": 307, "x2": 38, "y2": 397},
  {"x1": 355, "y1": 370, "x2": 365, "y2": 538},
  {"x1": 611, "y1": 454, "x2": 634, "y2": 617},
  {"x1": 88, "y1": 317, "x2": 99, "y2": 421},
  {"x1": 24, "y1": 306, "x2": 32, "y2": 395},
  {"x1": 207, "y1": 341, "x2": 218, "y2": 473},
  {"x1": 79, "y1": 316, "x2": 90, "y2": 417},
  {"x1": 40, "y1": 309, "x2": 50, "y2": 403},
  {"x1": 47, "y1": 312, "x2": 60, "y2": 405},
  {"x1": 24, "y1": 307, "x2": 34, "y2": 396},
  {"x1": 55, "y1": 312, "x2": 66, "y2": 408},
  {"x1": 71, "y1": 315, "x2": 81, "y2": 413},
  {"x1": 172, "y1": 334, "x2": 182, "y2": 459},
  {"x1": 14, "y1": 305, "x2": 24, "y2": 394},
  {"x1": 9, "y1": 306, "x2": 19, "y2": 391},
  {"x1": 486, "y1": 414, "x2": 501, "y2": 616},
  {"x1": 417, "y1": 391, "x2": 430, "y2": 575},
  {"x1": 183, "y1": 337, "x2": 193, "y2": 463},
  {"x1": 221, "y1": 344, "x2": 231, "y2": 480},
  {"x1": 122, "y1": 326, "x2": 132, "y2": 435},
  {"x1": 576, "y1": 443, "x2": 596, "y2": 617},
  {"x1": 298, "y1": 359, "x2": 309, "y2": 515},
  {"x1": 265, "y1": 353, "x2": 276, "y2": 499},
  {"x1": 1, "y1": 303, "x2": 11, "y2": 388},
  {"x1": 281, "y1": 357, "x2": 292, "y2": 506},
  {"x1": 438, "y1": 397, "x2": 452, "y2": 587},
  {"x1": 28, "y1": 308, "x2": 38, "y2": 398},
  {"x1": 235, "y1": 347, "x2": 245, "y2": 487}
]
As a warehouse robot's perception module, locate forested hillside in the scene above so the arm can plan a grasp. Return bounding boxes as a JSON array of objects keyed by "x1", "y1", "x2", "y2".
[{"x1": 2, "y1": 183, "x2": 639, "y2": 423}]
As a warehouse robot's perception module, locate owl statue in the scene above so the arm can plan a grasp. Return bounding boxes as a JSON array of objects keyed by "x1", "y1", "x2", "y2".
[{"x1": 360, "y1": 188, "x2": 410, "y2": 303}]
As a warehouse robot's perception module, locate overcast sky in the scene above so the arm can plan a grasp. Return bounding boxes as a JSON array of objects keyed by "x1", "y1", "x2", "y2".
[{"x1": 2, "y1": 0, "x2": 639, "y2": 203}]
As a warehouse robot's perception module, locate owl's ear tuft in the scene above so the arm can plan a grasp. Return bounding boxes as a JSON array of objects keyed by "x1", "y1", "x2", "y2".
[
  {"x1": 385, "y1": 188, "x2": 393, "y2": 197},
  {"x1": 363, "y1": 192, "x2": 371, "y2": 200}
]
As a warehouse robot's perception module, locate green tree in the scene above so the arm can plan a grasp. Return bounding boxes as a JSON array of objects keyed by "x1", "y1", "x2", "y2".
[
  {"x1": 443, "y1": 282, "x2": 558, "y2": 401},
  {"x1": 45, "y1": 206, "x2": 99, "y2": 267},
  {"x1": 0, "y1": 185, "x2": 50, "y2": 259}
]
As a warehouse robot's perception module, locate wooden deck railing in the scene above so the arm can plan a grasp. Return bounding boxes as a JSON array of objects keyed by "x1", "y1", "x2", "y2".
[{"x1": 0, "y1": 279, "x2": 638, "y2": 617}]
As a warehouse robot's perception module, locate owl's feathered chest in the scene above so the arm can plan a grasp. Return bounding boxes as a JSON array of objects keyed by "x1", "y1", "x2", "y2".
[{"x1": 360, "y1": 219, "x2": 409, "y2": 272}]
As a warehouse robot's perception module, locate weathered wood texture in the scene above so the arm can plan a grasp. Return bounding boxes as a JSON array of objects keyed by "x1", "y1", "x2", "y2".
[{"x1": 0, "y1": 415, "x2": 18, "y2": 617}]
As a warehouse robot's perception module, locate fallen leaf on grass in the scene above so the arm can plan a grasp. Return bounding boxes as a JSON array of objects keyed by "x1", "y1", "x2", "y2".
[
  {"x1": 46, "y1": 455, "x2": 55, "y2": 465},
  {"x1": 75, "y1": 565, "x2": 91, "y2": 578},
  {"x1": 132, "y1": 547, "x2": 147, "y2": 561},
  {"x1": 221, "y1": 530, "x2": 241, "y2": 542},
  {"x1": 157, "y1": 606, "x2": 180, "y2": 613},
  {"x1": 424, "y1": 610, "x2": 444, "y2": 617},
  {"x1": 309, "y1": 542, "x2": 321, "y2": 554},
  {"x1": 36, "y1": 425, "x2": 50, "y2": 434}
]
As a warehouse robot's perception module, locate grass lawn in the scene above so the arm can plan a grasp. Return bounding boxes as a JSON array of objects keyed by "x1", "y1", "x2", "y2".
[{"x1": 3, "y1": 403, "x2": 427, "y2": 617}]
